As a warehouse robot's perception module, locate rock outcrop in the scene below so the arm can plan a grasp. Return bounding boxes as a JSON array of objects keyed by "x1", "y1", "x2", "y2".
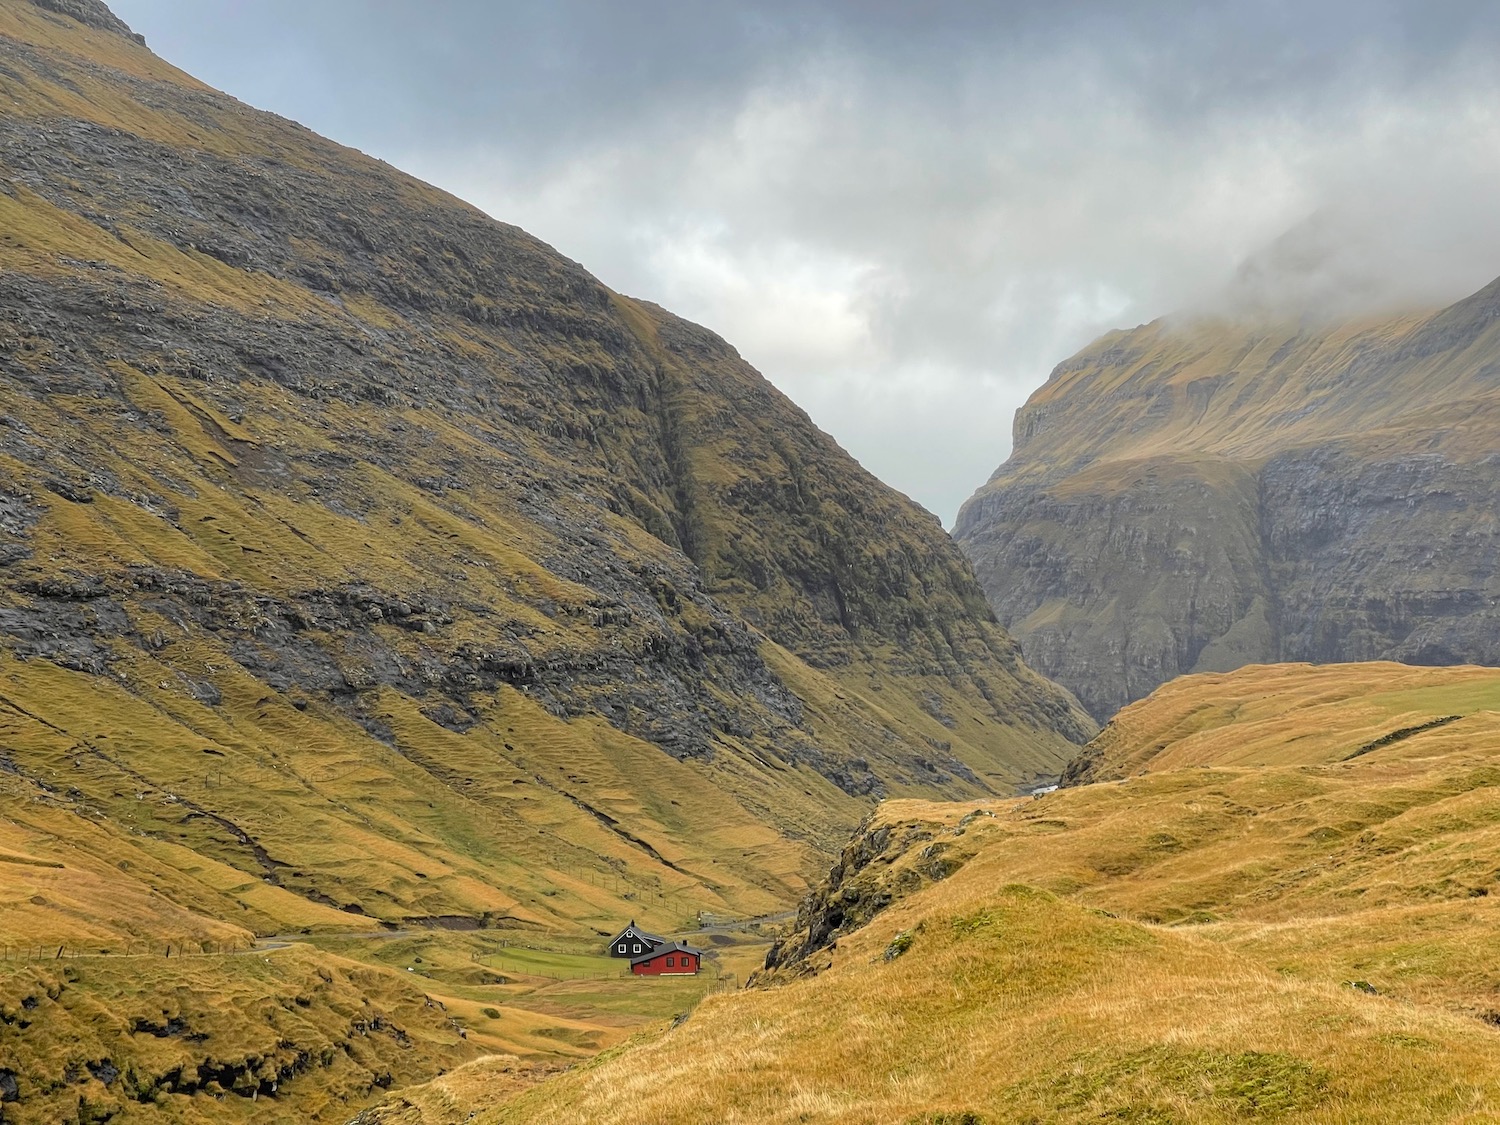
[
  {"x1": 756, "y1": 802, "x2": 983, "y2": 983},
  {"x1": 956, "y1": 282, "x2": 1500, "y2": 721}
]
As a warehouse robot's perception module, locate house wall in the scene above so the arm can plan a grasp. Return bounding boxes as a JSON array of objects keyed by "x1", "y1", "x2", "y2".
[
  {"x1": 632, "y1": 953, "x2": 700, "y2": 976},
  {"x1": 609, "y1": 932, "x2": 657, "y2": 957}
]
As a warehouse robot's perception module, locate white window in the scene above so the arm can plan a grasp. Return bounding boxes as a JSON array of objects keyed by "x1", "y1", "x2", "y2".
[
  {"x1": 617, "y1": 943, "x2": 626, "y2": 952},
  {"x1": 633, "y1": 944, "x2": 641, "y2": 953}
]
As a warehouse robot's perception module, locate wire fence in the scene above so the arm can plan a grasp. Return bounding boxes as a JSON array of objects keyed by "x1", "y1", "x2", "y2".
[{"x1": 0, "y1": 940, "x2": 253, "y2": 963}]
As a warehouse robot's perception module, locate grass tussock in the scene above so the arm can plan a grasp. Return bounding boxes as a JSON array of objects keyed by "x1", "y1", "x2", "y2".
[{"x1": 0, "y1": 945, "x2": 477, "y2": 1124}]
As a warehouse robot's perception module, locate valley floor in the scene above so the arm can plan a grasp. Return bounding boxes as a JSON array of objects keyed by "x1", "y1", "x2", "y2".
[{"x1": 0, "y1": 919, "x2": 777, "y2": 1124}]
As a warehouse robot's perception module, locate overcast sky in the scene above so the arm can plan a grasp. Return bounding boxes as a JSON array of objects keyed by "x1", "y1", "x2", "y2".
[{"x1": 109, "y1": 1, "x2": 1500, "y2": 525}]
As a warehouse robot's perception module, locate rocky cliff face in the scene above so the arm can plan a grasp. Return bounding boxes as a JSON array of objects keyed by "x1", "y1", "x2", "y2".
[
  {"x1": 0, "y1": 0, "x2": 1089, "y2": 931},
  {"x1": 956, "y1": 282, "x2": 1500, "y2": 721}
]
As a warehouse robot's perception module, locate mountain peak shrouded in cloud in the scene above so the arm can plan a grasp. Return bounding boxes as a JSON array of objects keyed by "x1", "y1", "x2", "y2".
[
  {"x1": 109, "y1": 0, "x2": 1500, "y2": 523},
  {"x1": 1212, "y1": 190, "x2": 1500, "y2": 325},
  {"x1": 1220, "y1": 211, "x2": 1395, "y2": 321}
]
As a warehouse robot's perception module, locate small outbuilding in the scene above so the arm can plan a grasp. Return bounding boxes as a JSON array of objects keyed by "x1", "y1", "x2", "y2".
[
  {"x1": 630, "y1": 941, "x2": 703, "y2": 976},
  {"x1": 606, "y1": 919, "x2": 665, "y2": 959}
]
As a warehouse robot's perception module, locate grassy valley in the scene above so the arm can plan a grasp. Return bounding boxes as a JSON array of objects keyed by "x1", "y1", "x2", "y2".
[
  {"x1": 5, "y1": 3, "x2": 1497, "y2": 1125},
  {"x1": 474, "y1": 661, "x2": 1500, "y2": 1123}
]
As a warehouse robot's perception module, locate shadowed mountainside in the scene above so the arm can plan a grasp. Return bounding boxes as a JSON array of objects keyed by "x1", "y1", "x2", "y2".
[
  {"x1": 955, "y1": 284, "x2": 1500, "y2": 721},
  {"x1": 0, "y1": 1, "x2": 1092, "y2": 1120}
]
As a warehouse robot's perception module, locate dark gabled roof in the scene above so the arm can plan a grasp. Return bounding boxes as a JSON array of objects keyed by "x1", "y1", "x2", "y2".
[
  {"x1": 629, "y1": 940, "x2": 703, "y2": 966},
  {"x1": 608, "y1": 920, "x2": 664, "y2": 947}
]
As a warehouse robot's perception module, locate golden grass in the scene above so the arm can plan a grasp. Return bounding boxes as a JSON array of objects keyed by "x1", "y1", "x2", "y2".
[
  {"x1": 351, "y1": 1055, "x2": 562, "y2": 1125},
  {"x1": 1079, "y1": 661, "x2": 1500, "y2": 777},
  {"x1": 0, "y1": 646, "x2": 817, "y2": 952},
  {"x1": 470, "y1": 662, "x2": 1500, "y2": 1123},
  {"x1": 0, "y1": 8, "x2": 1095, "y2": 1121},
  {"x1": 1016, "y1": 306, "x2": 1500, "y2": 471},
  {"x1": 0, "y1": 189, "x2": 329, "y2": 318},
  {"x1": 488, "y1": 884, "x2": 1500, "y2": 1124},
  {"x1": 0, "y1": 944, "x2": 479, "y2": 1124}
]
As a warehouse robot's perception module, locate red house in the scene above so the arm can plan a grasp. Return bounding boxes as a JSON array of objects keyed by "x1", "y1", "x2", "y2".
[{"x1": 630, "y1": 941, "x2": 703, "y2": 976}]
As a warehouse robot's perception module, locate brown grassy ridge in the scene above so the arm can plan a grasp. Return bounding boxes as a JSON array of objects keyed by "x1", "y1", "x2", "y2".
[
  {"x1": 1066, "y1": 660, "x2": 1500, "y2": 780},
  {"x1": 999, "y1": 305, "x2": 1500, "y2": 481},
  {"x1": 469, "y1": 661, "x2": 1500, "y2": 1124}
]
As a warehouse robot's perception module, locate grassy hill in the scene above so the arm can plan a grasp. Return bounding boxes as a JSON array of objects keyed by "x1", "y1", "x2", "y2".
[
  {"x1": 956, "y1": 276, "x2": 1500, "y2": 720},
  {"x1": 0, "y1": 0, "x2": 1091, "y2": 1120},
  {"x1": 1066, "y1": 660, "x2": 1500, "y2": 780},
  {"x1": 473, "y1": 661, "x2": 1500, "y2": 1123}
]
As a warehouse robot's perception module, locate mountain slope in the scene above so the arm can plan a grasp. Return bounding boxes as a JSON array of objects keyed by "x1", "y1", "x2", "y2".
[
  {"x1": 955, "y1": 283, "x2": 1500, "y2": 720},
  {"x1": 470, "y1": 663, "x2": 1500, "y2": 1123},
  {"x1": 0, "y1": 1, "x2": 1091, "y2": 1119},
  {"x1": 0, "y1": 0, "x2": 1089, "y2": 940},
  {"x1": 1063, "y1": 659, "x2": 1500, "y2": 784}
]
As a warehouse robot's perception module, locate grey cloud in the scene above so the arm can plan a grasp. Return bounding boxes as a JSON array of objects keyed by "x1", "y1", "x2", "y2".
[
  {"x1": 110, "y1": 0, "x2": 1500, "y2": 522},
  {"x1": 114, "y1": 1, "x2": 1500, "y2": 145}
]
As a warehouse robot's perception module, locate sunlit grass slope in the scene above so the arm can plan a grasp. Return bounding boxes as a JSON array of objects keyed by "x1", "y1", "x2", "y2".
[
  {"x1": 0, "y1": 651, "x2": 810, "y2": 948},
  {"x1": 479, "y1": 661, "x2": 1500, "y2": 1124},
  {"x1": 1068, "y1": 660, "x2": 1500, "y2": 780}
]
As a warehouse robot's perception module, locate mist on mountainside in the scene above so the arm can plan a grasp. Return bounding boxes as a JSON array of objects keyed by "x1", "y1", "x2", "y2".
[{"x1": 1202, "y1": 199, "x2": 1500, "y2": 326}]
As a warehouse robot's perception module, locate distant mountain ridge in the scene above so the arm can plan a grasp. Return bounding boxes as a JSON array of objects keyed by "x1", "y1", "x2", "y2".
[{"x1": 956, "y1": 277, "x2": 1500, "y2": 720}]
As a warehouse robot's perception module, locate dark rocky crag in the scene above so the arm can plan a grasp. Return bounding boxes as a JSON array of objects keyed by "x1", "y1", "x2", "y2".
[
  {"x1": 956, "y1": 283, "x2": 1500, "y2": 721},
  {"x1": 755, "y1": 806, "x2": 980, "y2": 984}
]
